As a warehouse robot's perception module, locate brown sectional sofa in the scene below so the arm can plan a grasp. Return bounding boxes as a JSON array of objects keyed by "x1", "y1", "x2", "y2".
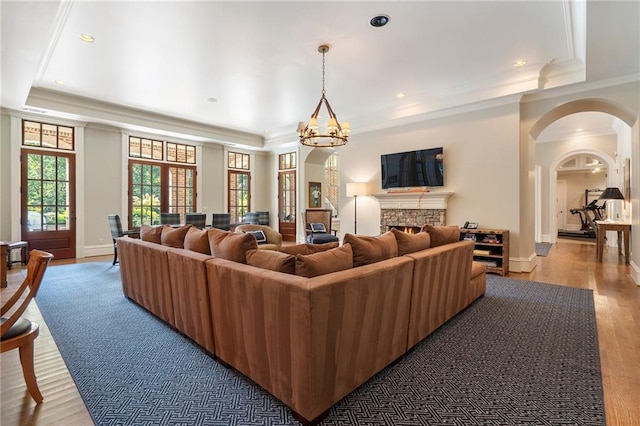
[{"x1": 117, "y1": 225, "x2": 486, "y2": 425}]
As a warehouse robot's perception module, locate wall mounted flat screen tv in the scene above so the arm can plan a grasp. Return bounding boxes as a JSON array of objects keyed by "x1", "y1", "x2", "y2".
[{"x1": 381, "y1": 147, "x2": 444, "y2": 189}]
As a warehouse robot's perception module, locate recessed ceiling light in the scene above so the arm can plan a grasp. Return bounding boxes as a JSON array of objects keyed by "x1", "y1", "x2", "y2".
[
  {"x1": 576, "y1": 128, "x2": 584, "y2": 132},
  {"x1": 207, "y1": 97, "x2": 217, "y2": 103},
  {"x1": 396, "y1": 92, "x2": 406, "y2": 98},
  {"x1": 513, "y1": 60, "x2": 527, "y2": 67},
  {"x1": 79, "y1": 34, "x2": 95, "y2": 43},
  {"x1": 55, "y1": 80, "x2": 67, "y2": 85},
  {"x1": 370, "y1": 14, "x2": 390, "y2": 27}
]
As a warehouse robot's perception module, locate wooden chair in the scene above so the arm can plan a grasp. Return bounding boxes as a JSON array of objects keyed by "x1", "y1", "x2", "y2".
[
  {"x1": 305, "y1": 209, "x2": 339, "y2": 244},
  {"x1": 0, "y1": 249, "x2": 54, "y2": 403}
]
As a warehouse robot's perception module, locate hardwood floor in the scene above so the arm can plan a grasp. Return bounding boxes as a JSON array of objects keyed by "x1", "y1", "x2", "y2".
[{"x1": 1, "y1": 244, "x2": 638, "y2": 425}]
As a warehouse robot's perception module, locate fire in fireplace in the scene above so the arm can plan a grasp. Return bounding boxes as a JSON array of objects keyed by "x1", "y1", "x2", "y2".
[{"x1": 388, "y1": 225, "x2": 422, "y2": 234}]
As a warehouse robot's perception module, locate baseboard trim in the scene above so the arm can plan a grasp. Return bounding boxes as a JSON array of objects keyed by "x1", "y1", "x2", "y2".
[
  {"x1": 508, "y1": 253, "x2": 537, "y2": 273},
  {"x1": 83, "y1": 244, "x2": 112, "y2": 258},
  {"x1": 631, "y1": 260, "x2": 640, "y2": 286}
]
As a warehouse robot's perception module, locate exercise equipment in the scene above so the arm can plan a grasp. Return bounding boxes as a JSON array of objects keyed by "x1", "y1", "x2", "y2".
[{"x1": 558, "y1": 189, "x2": 606, "y2": 239}]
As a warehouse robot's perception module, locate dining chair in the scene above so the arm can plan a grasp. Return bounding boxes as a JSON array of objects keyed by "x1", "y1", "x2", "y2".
[
  {"x1": 107, "y1": 214, "x2": 140, "y2": 265},
  {"x1": 211, "y1": 213, "x2": 231, "y2": 231},
  {"x1": 185, "y1": 213, "x2": 207, "y2": 229},
  {"x1": 160, "y1": 212, "x2": 181, "y2": 226},
  {"x1": 256, "y1": 211, "x2": 270, "y2": 226},
  {"x1": 0, "y1": 249, "x2": 54, "y2": 403}
]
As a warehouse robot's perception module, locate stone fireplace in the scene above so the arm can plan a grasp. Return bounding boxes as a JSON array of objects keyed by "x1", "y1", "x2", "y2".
[{"x1": 372, "y1": 192, "x2": 453, "y2": 235}]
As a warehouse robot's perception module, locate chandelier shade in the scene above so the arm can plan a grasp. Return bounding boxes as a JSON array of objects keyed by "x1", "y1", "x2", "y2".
[{"x1": 298, "y1": 44, "x2": 350, "y2": 147}]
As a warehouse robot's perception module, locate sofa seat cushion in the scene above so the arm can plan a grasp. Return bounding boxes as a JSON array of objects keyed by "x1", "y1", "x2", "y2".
[
  {"x1": 306, "y1": 233, "x2": 339, "y2": 244},
  {"x1": 279, "y1": 241, "x2": 339, "y2": 256},
  {"x1": 295, "y1": 243, "x2": 353, "y2": 278},
  {"x1": 208, "y1": 228, "x2": 258, "y2": 263},
  {"x1": 343, "y1": 231, "x2": 398, "y2": 267},
  {"x1": 246, "y1": 249, "x2": 295, "y2": 274},
  {"x1": 140, "y1": 224, "x2": 164, "y2": 243},
  {"x1": 421, "y1": 225, "x2": 460, "y2": 247},
  {"x1": 184, "y1": 227, "x2": 211, "y2": 254},
  {"x1": 390, "y1": 228, "x2": 431, "y2": 256},
  {"x1": 161, "y1": 224, "x2": 193, "y2": 248}
]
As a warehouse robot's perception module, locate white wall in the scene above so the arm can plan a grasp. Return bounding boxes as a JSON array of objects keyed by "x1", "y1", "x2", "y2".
[
  {"x1": 0, "y1": 113, "x2": 11, "y2": 240},
  {"x1": 338, "y1": 102, "x2": 523, "y2": 263}
]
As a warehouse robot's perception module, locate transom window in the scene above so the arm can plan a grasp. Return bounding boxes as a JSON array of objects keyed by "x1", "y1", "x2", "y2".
[{"x1": 23, "y1": 120, "x2": 74, "y2": 150}]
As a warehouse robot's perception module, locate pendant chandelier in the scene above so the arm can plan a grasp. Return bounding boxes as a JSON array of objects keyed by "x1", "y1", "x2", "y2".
[{"x1": 297, "y1": 44, "x2": 350, "y2": 147}]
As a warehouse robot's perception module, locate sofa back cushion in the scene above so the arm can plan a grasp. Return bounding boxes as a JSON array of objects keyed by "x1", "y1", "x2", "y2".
[
  {"x1": 279, "y1": 241, "x2": 339, "y2": 256},
  {"x1": 295, "y1": 243, "x2": 353, "y2": 278},
  {"x1": 140, "y1": 224, "x2": 164, "y2": 243},
  {"x1": 208, "y1": 228, "x2": 258, "y2": 263},
  {"x1": 161, "y1": 224, "x2": 193, "y2": 248},
  {"x1": 391, "y1": 227, "x2": 431, "y2": 256},
  {"x1": 184, "y1": 227, "x2": 211, "y2": 254},
  {"x1": 343, "y1": 231, "x2": 398, "y2": 267},
  {"x1": 421, "y1": 225, "x2": 460, "y2": 247},
  {"x1": 246, "y1": 249, "x2": 295, "y2": 274}
]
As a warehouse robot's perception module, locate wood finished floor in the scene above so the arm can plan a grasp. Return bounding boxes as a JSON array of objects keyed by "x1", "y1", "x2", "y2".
[{"x1": 1, "y1": 243, "x2": 638, "y2": 426}]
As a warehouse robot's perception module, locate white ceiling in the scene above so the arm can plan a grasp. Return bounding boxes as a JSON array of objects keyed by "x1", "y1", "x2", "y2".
[{"x1": 1, "y1": 1, "x2": 638, "y2": 147}]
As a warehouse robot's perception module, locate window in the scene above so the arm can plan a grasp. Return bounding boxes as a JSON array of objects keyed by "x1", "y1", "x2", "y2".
[
  {"x1": 128, "y1": 136, "x2": 197, "y2": 227},
  {"x1": 228, "y1": 151, "x2": 251, "y2": 224},
  {"x1": 23, "y1": 120, "x2": 74, "y2": 150},
  {"x1": 324, "y1": 153, "x2": 339, "y2": 216},
  {"x1": 278, "y1": 152, "x2": 296, "y2": 224}
]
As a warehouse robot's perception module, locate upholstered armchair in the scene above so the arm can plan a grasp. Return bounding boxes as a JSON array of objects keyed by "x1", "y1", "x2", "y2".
[{"x1": 235, "y1": 224, "x2": 282, "y2": 250}]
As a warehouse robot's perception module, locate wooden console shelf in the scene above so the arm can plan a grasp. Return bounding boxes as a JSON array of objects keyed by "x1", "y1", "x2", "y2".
[{"x1": 460, "y1": 228, "x2": 509, "y2": 276}]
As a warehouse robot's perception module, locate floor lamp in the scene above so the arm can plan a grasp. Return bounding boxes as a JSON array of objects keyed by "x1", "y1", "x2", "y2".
[{"x1": 346, "y1": 183, "x2": 368, "y2": 234}]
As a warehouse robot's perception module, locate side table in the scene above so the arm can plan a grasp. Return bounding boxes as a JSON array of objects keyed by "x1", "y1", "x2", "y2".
[{"x1": 595, "y1": 221, "x2": 631, "y2": 264}]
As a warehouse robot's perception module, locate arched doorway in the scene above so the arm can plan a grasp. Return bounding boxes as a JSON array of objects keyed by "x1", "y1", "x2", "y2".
[{"x1": 530, "y1": 98, "x2": 635, "y2": 245}]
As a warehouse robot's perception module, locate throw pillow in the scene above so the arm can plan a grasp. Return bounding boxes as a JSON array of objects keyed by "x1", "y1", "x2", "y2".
[
  {"x1": 421, "y1": 224, "x2": 460, "y2": 247},
  {"x1": 208, "y1": 228, "x2": 258, "y2": 263},
  {"x1": 246, "y1": 249, "x2": 295, "y2": 274},
  {"x1": 279, "y1": 241, "x2": 339, "y2": 256},
  {"x1": 245, "y1": 229, "x2": 267, "y2": 244},
  {"x1": 309, "y1": 223, "x2": 327, "y2": 233},
  {"x1": 184, "y1": 227, "x2": 211, "y2": 254},
  {"x1": 140, "y1": 224, "x2": 164, "y2": 244},
  {"x1": 295, "y1": 244, "x2": 353, "y2": 278},
  {"x1": 161, "y1": 224, "x2": 193, "y2": 248},
  {"x1": 391, "y1": 227, "x2": 431, "y2": 256},
  {"x1": 343, "y1": 231, "x2": 398, "y2": 267}
]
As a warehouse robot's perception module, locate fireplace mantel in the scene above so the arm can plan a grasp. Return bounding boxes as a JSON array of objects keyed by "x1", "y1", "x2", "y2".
[{"x1": 372, "y1": 191, "x2": 453, "y2": 210}]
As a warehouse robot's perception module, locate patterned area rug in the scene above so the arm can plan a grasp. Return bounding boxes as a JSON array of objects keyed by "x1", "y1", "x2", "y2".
[
  {"x1": 36, "y1": 262, "x2": 605, "y2": 425},
  {"x1": 536, "y1": 242, "x2": 553, "y2": 256}
]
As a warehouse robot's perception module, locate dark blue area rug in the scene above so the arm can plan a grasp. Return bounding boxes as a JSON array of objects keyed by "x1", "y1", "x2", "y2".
[{"x1": 36, "y1": 262, "x2": 605, "y2": 425}]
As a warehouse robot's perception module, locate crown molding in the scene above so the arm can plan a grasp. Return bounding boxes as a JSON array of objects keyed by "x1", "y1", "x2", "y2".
[
  {"x1": 25, "y1": 87, "x2": 264, "y2": 147},
  {"x1": 522, "y1": 73, "x2": 640, "y2": 103}
]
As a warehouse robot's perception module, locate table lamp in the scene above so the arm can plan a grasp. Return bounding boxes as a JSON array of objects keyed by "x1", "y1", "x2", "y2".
[{"x1": 598, "y1": 187, "x2": 625, "y2": 221}]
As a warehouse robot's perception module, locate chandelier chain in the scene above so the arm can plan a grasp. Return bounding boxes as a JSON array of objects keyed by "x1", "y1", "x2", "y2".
[{"x1": 322, "y1": 50, "x2": 326, "y2": 95}]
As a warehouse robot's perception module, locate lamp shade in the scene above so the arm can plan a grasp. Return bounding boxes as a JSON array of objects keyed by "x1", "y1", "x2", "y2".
[
  {"x1": 599, "y1": 187, "x2": 625, "y2": 200},
  {"x1": 346, "y1": 182, "x2": 368, "y2": 197}
]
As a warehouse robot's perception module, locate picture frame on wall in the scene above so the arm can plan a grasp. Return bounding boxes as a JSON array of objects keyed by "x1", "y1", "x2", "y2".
[{"x1": 309, "y1": 181, "x2": 322, "y2": 208}]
